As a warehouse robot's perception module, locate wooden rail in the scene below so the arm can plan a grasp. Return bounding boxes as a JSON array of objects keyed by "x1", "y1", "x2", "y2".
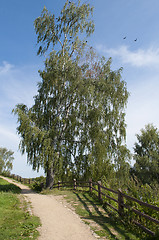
[
  {"x1": 53, "y1": 179, "x2": 159, "y2": 236},
  {"x1": 3, "y1": 174, "x2": 159, "y2": 236},
  {"x1": 3, "y1": 173, "x2": 35, "y2": 185}
]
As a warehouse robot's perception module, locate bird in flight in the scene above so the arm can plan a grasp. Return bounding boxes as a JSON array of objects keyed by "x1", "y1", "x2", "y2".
[
  {"x1": 123, "y1": 36, "x2": 126, "y2": 39},
  {"x1": 134, "y1": 38, "x2": 137, "y2": 41}
]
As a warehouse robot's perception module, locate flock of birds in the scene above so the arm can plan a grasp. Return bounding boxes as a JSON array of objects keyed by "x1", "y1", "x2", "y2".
[
  {"x1": 66, "y1": 2, "x2": 138, "y2": 43},
  {"x1": 123, "y1": 36, "x2": 137, "y2": 41}
]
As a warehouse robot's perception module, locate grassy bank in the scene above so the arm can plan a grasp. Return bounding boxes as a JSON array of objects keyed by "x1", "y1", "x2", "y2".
[
  {"x1": 0, "y1": 177, "x2": 40, "y2": 240},
  {"x1": 42, "y1": 188, "x2": 140, "y2": 240}
]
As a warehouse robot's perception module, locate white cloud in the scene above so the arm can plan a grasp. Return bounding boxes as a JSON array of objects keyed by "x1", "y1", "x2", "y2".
[
  {"x1": 97, "y1": 44, "x2": 159, "y2": 67},
  {"x1": 0, "y1": 61, "x2": 39, "y2": 107},
  {"x1": 0, "y1": 61, "x2": 14, "y2": 74},
  {"x1": 96, "y1": 44, "x2": 159, "y2": 157}
]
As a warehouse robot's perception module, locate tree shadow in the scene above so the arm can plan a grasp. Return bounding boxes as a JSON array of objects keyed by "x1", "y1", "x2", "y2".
[
  {"x1": 0, "y1": 182, "x2": 35, "y2": 194},
  {"x1": 0, "y1": 184, "x2": 21, "y2": 194},
  {"x1": 21, "y1": 188, "x2": 35, "y2": 194},
  {"x1": 73, "y1": 191, "x2": 135, "y2": 240}
]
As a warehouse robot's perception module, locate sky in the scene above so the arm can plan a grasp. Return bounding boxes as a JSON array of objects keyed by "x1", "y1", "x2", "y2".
[{"x1": 0, "y1": 0, "x2": 159, "y2": 177}]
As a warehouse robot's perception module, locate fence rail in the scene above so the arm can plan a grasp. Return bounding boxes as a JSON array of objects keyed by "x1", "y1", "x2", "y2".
[
  {"x1": 2, "y1": 174, "x2": 159, "y2": 236},
  {"x1": 53, "y1": 178, "x2": 159, "y2": 236},
  {"x1": 3, "y1": 173, "x2": 35, "y2": 185}
]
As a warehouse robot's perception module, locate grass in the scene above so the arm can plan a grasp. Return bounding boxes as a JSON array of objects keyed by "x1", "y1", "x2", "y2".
[
  {"x1": 42, "y1": 188, "x2": 140, "y2": 240},
  {"x1": 0, "y1": 177, "x2": 41, "y2": 240}
]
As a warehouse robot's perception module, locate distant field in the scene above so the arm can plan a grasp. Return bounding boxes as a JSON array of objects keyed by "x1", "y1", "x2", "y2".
[{"x1": 0, "y1": 177, "x2": 40, "y2": 240}]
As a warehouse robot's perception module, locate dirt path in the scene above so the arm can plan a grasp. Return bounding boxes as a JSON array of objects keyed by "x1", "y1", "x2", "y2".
[{"x1": 1, "y1": 176, "x2": 97, "y2": 240}]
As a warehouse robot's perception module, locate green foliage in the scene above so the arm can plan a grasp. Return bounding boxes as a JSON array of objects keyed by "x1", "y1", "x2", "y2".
[
  {"x1": 145, "y1": 231, "x2": 159, "y2": 240},
  {"x1": 133, "y1": 124, "x2": 159, "y2": 184},
  {"x1": 114, "y1": 145, "x2": 131, "y2": 187},
  {"x1": 124, "y1": 182, "x2": 159, "y2": 238},
  {"x1": 31, "y1": 176, "x2": 46, "y2": 192},
  {"x1": 100, "y1": 175, "x2": 159, "y2": 239},
  {"x1": 34, "y1": 0, "x2": 94, "y2": 57},
  {"x1": 13, "y1": 0, "x2": 129, "y2": 188},
  {"x1": 0, "y1": 147, "x2": 14, "y2": 175},
  {"x1": 120, "y1": 178, "x2": 159, "y2": 238}
]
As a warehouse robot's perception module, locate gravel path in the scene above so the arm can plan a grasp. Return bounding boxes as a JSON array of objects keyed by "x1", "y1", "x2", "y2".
[{"x1": 1, "y1": 176, "x2": 96, "y2": 240}]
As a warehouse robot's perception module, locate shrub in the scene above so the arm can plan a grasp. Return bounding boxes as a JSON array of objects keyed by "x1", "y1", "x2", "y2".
[{"x1": 31, "y1": 176, "x2": 46, "y2": 192}]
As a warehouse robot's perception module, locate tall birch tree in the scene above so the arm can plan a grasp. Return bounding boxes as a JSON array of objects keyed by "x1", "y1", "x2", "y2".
[{"x1": 13, "y1": 0, "x2": 129, "y2": 188}]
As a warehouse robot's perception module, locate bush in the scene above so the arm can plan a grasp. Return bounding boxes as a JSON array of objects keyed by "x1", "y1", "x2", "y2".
[{"x1": 31, "y1": 176, "x2": 46, "y2": 192}]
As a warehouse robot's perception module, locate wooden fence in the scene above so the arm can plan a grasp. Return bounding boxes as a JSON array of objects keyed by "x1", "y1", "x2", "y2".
[
  {"x1": 5, "y1": 173, "x2": 35, "y2": 185},
  {"x1": 53, "y1": 179, "x2": 159, "y2": 236},
  {"x1": 3, "y1": 174, "x2": 159, "y2": 236}
]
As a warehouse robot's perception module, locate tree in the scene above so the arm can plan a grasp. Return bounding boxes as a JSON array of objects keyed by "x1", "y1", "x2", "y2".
[
  {"x1": 13, "y1": 0, "x2": 129, "y2": 188},
  {"x1": 0, "y1": 147, "x2": 14, "y2": 175},
  {"x1": 114, "y1": 145, "x2": 131, "y2": 187},
  {"x1": 133, "y1": 124, "x2": 159, "y2": 184}
]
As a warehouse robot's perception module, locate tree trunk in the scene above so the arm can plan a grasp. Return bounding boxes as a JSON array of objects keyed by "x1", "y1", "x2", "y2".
[{"x1": 46, "y1": 167, "x2": 54, "y2": 189}]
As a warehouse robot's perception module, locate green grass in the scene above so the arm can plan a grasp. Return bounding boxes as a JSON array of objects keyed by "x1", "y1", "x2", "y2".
[
  {"x1": 0, "y1": 178, "x2": 21, "y2": 193},
  {"x1": 0, "y1": 177, "x2": 41, "y2": 240},
  {"x1": 42, "y1": 188, "x2": 140, "y2": 240}
]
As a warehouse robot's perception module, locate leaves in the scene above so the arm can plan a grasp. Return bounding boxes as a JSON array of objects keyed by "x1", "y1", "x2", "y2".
[
  {"x1": 13, "y1": 0, "x2": 129, "y2": 186},
  {"x1": 133, "y1": 124, "x2": 159, "y2": 184},
  {"x1": 34, "y1": 0, "x2": 95, "y2": 58},
  {"x1": 0, "y1": 147, "x2": 14, "y2": 174}
]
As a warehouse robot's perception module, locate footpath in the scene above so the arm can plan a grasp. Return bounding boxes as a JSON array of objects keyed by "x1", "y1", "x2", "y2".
[{"x1": 1, "y1": 176, "x2": 96, "y2": 240}]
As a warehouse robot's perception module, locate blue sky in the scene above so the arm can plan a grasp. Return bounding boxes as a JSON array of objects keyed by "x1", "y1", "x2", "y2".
[{"x1": 0, "y1": 0, "x2": 159, "y2": 177}]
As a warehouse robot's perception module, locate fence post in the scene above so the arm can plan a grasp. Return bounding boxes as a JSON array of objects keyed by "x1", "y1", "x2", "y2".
[
  {"x1": 58, "y1": 181, "x2": 60, "y2": 190},
  {"x1": 118, "y1": 189, "x2": 124, "y2": 216},
  {"x1": 98, "y1": 181, "x2": 102, "y2": 201},
  {"x1": 74, "y1": 179, "x2": 76, "y2": 190},
  {"x1": 89, "y1": 179, "x2": 92, "y2": 193}
]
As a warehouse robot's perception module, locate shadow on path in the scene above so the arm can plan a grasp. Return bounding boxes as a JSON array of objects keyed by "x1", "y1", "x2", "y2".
[
  {"x1": 0, "y1": 176, "x2": 35, "y2": 195},
  {"x1": 74, "y1": 191, "x2": 134, "y2": 240},
  {"x1": 21, "y1": 188, "x2": 35, "y2": 194}
]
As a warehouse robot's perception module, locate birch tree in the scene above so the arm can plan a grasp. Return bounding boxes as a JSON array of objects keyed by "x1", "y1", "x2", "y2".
[
  {"x1": 13, "y1": 0, "x2": 129, "y2": 188},
  {"x1": 0, "y1": 147, "x2": 14, "y2": 175},
  {"x1": 133, "y1": 124, "x2": 159, "y2": 184}
]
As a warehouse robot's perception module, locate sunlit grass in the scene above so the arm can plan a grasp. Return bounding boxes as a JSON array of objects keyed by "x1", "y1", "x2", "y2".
[{"x1": 0, "y1": 177, "x2": 41, "y2": 240}]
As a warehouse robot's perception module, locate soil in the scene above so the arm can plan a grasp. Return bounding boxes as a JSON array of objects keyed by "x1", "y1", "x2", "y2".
[{"x1": 1, "y1": 176, "x2": 97, "y2": 240}]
